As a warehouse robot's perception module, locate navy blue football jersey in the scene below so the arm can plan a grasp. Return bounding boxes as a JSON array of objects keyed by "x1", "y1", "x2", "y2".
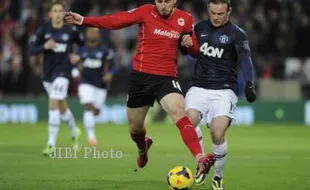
[
  {"x1": 29, "y1": 22, "x2": 85, "y2": 82},
  {"x1": 191, "y1": 20, "x2": 252, "y2": 93},
  {"x1": 77, "y1": 45, "x2": 116, "y2": 89}
]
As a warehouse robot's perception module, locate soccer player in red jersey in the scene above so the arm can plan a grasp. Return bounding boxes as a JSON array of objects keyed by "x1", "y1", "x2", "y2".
[{"x1": 65, "y1": 0, "x2": 215, "y2": 173}]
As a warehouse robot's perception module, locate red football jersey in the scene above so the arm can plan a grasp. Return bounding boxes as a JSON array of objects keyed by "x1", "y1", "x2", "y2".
[{"x1": 83, "y1": 4, "x2": 194, "y2": 77}]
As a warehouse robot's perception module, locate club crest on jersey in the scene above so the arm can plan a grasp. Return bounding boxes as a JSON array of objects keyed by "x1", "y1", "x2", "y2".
[
  {"x1": 96, "y1": 52, "x2": 103, "y2": 59},
  {"x1": 178, "y1": 18, "x2": 185, "y2": 26},
  {"x1": 62, "y1": 34, "x2": 69, "y2": 41},
  {"x1": 219, "y1": 35, "x2": 229, "y2": 44}
]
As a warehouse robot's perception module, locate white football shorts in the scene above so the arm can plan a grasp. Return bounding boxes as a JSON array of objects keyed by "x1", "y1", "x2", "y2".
[
  {"x1": 185, "y1": 86, "x2": 238, "y2": 125},
  {"x1": 78, "y1": 83, "x2": 107, "y2": 109},
  {"x1": 43, "y1": 77, "x2": 70, "y2": 100}
]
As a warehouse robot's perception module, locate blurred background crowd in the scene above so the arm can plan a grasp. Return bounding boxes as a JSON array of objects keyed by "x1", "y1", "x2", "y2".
[{"x1": 0, "y1": 0, "x2": 310, "y2": 99}]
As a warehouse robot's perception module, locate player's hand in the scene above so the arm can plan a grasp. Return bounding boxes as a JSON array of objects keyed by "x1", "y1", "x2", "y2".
[
  {"x1": 103, "y1": 72, "x2": 113, "y2": 83},
  {"x1": 181, "y1": 34, "x2": 193, "y2": 47},
  {"x1": 244, "y1": 81, "x2": 257, "y2": 103},
  {"x1": 64, "y1": 11, "x2": 84, "y2": 25},
  {"x1": 69, "y1": 54, "x2": 81, "y2": 65},
  {"x1": 44, "y1": 38, "x2": 56, "y2": 50}
]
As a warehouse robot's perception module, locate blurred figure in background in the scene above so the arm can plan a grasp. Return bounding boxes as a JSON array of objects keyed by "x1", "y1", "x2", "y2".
[
  {"x1": 29, "y1": 0, "x2": 84, "y2": 155},
  {"x1": 69, "y1": 27, "x2": 117, "y2": 147}
]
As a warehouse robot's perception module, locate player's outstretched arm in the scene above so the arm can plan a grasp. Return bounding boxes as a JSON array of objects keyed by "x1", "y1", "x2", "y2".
[{"x1": 65, "y1": 6, "x2": 144, "y2": 30}]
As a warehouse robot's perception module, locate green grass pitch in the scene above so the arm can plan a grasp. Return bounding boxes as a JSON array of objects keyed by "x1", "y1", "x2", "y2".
[{"x1": 0, "y1": 123, "x2": 310, "y2": 190}]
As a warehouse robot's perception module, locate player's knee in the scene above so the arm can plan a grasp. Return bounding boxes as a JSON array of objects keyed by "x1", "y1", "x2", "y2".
[
  {"x1": 84, "y1": 103, "x2": 94, "y2": 111},
  {"x1": 186, "y1": 109, "x2": 201, "y2": 127},
  {"x1": 210, "y1": 128, "x2": 225, "y2": 144},
  {"x1": 168, "y1": 105, "x2": 186, "y2": 122},
  {"x1": 48, "y1": 109, "x2": 61, "y2": 126},
  {"x1": 94, "y1": 109, "x2": 100, "y2": 116},
  {"x1": 129, "y1": 123, "x2": 144, "y2": 134},
  {"x1": 49, "y1": 99, "x2": 60, "y2": 109},
  {"x1": 127, "y1": 116, "x2": 144, "y2": 133},
  {"x1": 59, "y1": 100, "x2": 68, "y2": 113}
]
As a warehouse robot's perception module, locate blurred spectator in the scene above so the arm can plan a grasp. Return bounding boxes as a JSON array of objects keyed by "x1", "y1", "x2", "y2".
[{"x1": 294, "y1": 12, "x2": 310, "y2": 59}]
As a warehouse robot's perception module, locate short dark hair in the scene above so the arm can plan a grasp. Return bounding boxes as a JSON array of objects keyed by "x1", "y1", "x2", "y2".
[
  {"x1": 49, "y1": 0, "x2": 65, "y2": 11},
  {"x1": 208, "y1": 0, "x2": 231, "y2": 7}
]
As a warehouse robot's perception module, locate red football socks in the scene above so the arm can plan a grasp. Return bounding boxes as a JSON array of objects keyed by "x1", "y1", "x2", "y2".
[
  {"x1": 176, "y1": 116, "x2": 202, "y2": 157},
  {"x1": 130, "y1": 128, "x2": 146, "y2": 150}
]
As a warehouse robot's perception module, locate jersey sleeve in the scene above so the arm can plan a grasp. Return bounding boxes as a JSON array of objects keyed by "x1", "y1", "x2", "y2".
[
  {"x1": 185, "y1": 14, "x2": 194, "y2": 33},
  {"x1": 234, "y1": 30, "x2": 255, "y2": 83},
  {"x1": 234, "y1": 30, "x2": 251, "y2": 57},
  {"x1": 29, "y1": 26, "x2": 45, "y2": 55},
  {"x1": 72, "y1": 26, "x2": 85, "y2": 46},
  {"x1": 82, "y1": 5, "x2": 148, "y2": 29},
  {"x1": 182, "y1": 23, "x2": 199, "y2": 57}
]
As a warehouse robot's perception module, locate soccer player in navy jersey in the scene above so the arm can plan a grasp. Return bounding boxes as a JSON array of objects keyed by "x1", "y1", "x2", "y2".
[
  {"x1": 64, "y1": 0, "x2": 216, "y2": 173},
  {"x1": 29, "y1": 0, "x2": 84, "y2": 155},
  {"x1": 181, "y1": 0, "x2": 257, "y2": 189},
  {"x1": 69, "y1": 27, "x2": 117, "y2": 147}
]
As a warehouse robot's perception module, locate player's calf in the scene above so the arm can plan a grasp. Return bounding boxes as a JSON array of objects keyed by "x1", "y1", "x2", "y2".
[
  {"x1": 83, "y1": 109, "x2": 96, "y2": 145},
  {"x1": 43, "y1": 109, "x2": 61, "y2": 155}
]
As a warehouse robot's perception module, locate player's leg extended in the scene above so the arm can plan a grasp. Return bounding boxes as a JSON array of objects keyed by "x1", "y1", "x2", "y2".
[
  {"x1": 210, "y1": 116, "x2": 230, "y2": 190},
  {"x1": 83, "y1": 103, "x2": 98, "y2": 147},
  {"x1": 59, "y1": 100, "x2": 80, "y2": 138},
  {"x1": 187, "y1": 108, "x2": 206, "y2": 186},
  {"x1": 78, "y1": 83, "x2": 97, "y2": 146},
  {"x1": 187, "y1": 109, "x2": 204, "y2": 154},
  {"x1": 160, "y1": 93, "x2": 215, "y2": 173},
  {"x1": 127, "y1": 106, "x2": 152, "y2": 168},
  {"x1": 185, "y1": 86, "x2": 210, "y2": 156},
  {"x1": 43, "y1": 98, "x2": 61, "y2": 155},
  {"x1": 85, "y1": 86, "x2": 108, "y2": 147},
  {"x1": 209, "y1": 90, "x2": 237, "y2": 190},
  {"x1": 59, "y1": 99, "x2": 81, "y2": 151}
]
